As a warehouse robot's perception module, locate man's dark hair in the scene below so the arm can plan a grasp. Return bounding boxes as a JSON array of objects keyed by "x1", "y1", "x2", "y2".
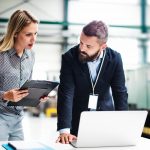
[{"x1": 82, "y1": 20, "x2": 108, "y2": 43}]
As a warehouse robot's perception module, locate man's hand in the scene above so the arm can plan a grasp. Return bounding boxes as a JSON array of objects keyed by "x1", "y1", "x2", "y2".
[
  {"x1": 3, "y1": 88, "x2": 29, "y2": 102},
  {"x1": 56, "y1": 133, "x2": 77, "y2": 144}
]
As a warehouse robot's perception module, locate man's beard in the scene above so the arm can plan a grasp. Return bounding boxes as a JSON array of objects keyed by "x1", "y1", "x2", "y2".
[{"x1": 78, "y1": 48, "x2": 100, "y2": 63}]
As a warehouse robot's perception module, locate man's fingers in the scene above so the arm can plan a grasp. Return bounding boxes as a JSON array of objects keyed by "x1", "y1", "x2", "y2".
[
  {"x1": 69, "y1": 135, "x2": 76, "y2": 142},
  {"x1": 69, "y1": 135, "x2": 77, "y2": 142},
  {"x1": 61, "y1": 136, "x2": 65, "y2": 144},
  {"x1": 64, "y1": 136, "x2": 69, "y2": 144},
  {"x1": 73, "y1": 135, "x2": 77, "y2": 140},
  {"x1": 56, "y1": 134, "x2": 77, "y2": 144},
  {"x1": 56, "y1": 137, "x2": 60, "y2": 143},
  {"x1": 56, "y1": 135, "x2": 68, "y2": 144}
]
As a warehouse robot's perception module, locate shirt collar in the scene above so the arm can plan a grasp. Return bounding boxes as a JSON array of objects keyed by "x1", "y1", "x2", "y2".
[
  {"x1": 92, "y1": 50, "x2": 104, "y2": 62},
  {"x1": 8, "y1": 48, "x2": 16, "y2": 57},
  {"x1": 8, "y1": 48, "x2": 29, "y2": 59},
  {"x1": 99, "y1": 50, "x2": 104, "y2": 59},
  {"x1": 22, "y1": 49, "x2": 29, "y2": 59}
]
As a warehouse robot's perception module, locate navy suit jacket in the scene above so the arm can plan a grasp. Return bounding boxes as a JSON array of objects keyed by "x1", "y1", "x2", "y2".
[{"x1": 57, "y1": 45, "x2": 128, "y2": 136}]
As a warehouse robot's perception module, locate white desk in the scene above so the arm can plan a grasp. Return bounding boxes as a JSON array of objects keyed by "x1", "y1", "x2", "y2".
[{"x1": 0, "y1": 137, "x2": 150, "y2": 150}]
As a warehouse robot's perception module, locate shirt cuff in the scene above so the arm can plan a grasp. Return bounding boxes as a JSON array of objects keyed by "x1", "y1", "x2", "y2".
[
  {"x1": 59, "y1": 128, "x2": 70, "y2": 134},
  {"x1": 0, "y1": 91, "x2": 4, "y2": 101},
  {"x1": 0, "y1": 91, "x2": 8, "y2": 103}
]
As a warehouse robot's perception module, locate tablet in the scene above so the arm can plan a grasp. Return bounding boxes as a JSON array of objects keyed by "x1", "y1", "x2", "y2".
[
  {"x1": 2, "y1": 141, "x2": 54, "y2": 150},
  {"x1": 7, "y1": 80, "x2": 59, "y2": 107}
]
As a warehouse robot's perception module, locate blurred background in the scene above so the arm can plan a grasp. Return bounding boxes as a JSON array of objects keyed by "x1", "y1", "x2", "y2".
[{"x1": 0, "y1": 0, "x2": 150, "y2": 140}]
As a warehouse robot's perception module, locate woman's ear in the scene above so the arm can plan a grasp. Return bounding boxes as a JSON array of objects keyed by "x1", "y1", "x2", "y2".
[{"x1": 14, "y1": 34, "x2": 17, "y2": 38}]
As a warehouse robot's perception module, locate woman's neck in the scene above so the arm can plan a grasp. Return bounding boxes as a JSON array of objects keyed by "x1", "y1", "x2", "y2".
[{"x1": 14, "y1": 45, "x2": 24, "y2": 57}]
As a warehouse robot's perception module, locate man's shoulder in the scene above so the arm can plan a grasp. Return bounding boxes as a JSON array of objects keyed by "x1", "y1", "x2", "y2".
[
  {"x1": 106, "y1": 47, "x2": 120, "y2": 55},
  {"x1": 106, "y1": 47, "x2": 121, "y2": 60}
]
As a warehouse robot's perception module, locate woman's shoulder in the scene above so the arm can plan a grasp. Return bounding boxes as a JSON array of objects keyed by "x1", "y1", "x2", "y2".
[{"x1": 25, "y1": 49, "x2": 35, "y2": 57}]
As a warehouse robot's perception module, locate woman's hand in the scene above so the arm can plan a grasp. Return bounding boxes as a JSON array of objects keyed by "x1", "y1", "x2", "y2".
[
  {"x1": 3, "y1": 88, "x2": 29, "y2": 102},
  {"x1": 40, "y1": 96, "x2": 49, "y2": 103}
]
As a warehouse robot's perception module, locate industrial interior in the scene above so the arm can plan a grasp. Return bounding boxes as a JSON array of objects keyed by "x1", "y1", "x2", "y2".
[{"x1": 0, "y1": 0, "x2": 150, "y2": 141}]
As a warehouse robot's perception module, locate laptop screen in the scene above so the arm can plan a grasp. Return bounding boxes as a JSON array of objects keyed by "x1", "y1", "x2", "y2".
[{"x1": 71, "y1": 111, "x2": 147, "y2": 148}]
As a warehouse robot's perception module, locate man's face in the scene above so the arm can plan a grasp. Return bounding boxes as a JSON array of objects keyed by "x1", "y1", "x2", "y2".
[{"x1": 79, "y1": 32, "x2": 106, "y2": 62}]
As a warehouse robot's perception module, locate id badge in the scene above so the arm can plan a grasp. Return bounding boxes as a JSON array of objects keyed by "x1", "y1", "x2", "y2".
[{"x1": 88, "y1": 94, "x2": 98, "y2": 109}]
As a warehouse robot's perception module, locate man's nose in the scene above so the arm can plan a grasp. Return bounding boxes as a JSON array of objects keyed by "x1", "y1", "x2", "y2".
[{"x1": 80, "y1": 45, "x2": 87, "y2": 52}]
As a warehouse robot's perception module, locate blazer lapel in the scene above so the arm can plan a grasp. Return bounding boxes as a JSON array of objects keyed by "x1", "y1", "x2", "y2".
[
  {"x1": 99, "y1": 53, "x2": 109, "y2": 79},
  {"x1": 76, "y1": 48, "x2": 110, "y2": 85},
  {"x1": 95, "y1": 49, "x2": 111, "y2": 89},
  {"x1": 78, "y1": 61, "x2": 91, "y2": 83}
]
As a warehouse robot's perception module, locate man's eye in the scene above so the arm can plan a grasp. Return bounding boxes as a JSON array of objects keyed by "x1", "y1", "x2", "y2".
[
  {"x1": 80, "y1": 42, "x2": 83, "y2": 45},
  {"x1": 87, "y1": 46, "x2": 91, "y2": 48}
]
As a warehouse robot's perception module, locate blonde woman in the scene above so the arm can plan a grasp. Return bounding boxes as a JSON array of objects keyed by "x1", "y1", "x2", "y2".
[{"x1": 0, "y1": 10, "x2": 38, "y2": 141}]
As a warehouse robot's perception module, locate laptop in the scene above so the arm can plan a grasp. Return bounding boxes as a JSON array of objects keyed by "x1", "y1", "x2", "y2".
[{"x1": 70, "y1": 110, "x2": 148, "y2": 148}]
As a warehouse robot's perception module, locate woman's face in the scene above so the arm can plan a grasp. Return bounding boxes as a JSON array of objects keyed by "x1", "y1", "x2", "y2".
[{"x1": 14, "y1": 22, "x2": 38, "y2": 51}]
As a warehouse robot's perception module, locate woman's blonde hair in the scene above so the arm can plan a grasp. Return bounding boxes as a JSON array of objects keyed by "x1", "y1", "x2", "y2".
[{"x1": 0, "y1": 10, "x2": 38, "y2": 52}]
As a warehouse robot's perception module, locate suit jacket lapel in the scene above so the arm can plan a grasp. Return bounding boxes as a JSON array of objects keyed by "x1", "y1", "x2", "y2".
[
  {"x1": 99, "y1": 53, "x2": 109, "y2": 79},
  {"x1": 95, "y1": 49, "x2": 110, "y2": 90},
  {"x1": 78, "y1": 61, "x2": 91, "y2": 83},
  {"x1": 76, "y1": 48, "x2": 110, "y2": 86}
]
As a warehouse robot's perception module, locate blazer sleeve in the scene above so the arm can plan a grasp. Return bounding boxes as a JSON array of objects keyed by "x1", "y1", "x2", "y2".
[
  {"x1": 57, "y1": 53, "x2": 75, "y2": 130},
  {"x1": 111, "y1": 53, "x2": 128, "y2": 110}
]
